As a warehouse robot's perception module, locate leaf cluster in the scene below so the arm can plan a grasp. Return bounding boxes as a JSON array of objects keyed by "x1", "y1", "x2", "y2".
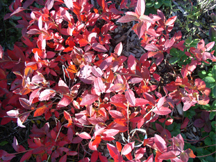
[{"x1": 0, "y1": 0, "x2": 215, "y2": 162}]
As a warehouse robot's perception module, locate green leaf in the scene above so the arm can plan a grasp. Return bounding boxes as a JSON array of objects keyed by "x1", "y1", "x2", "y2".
[
  {"x1": 0, "y1": 141, "x2": 8, "y2": 146},
  {"x1": 204, "y1": 156, "x2": 215, "y2": 162},
  {"x1": 146, "y1": 2, "x2": 154, "y2": 8},
  {"x1": 196, "y1": 147, "x2": 204, "y2": 155},
  {"x1": 209, "y1": 132, "x2": 216, "y2": 140},
  {"x1": 190, "y1": 39, "x2": 200, "y2": 47},
  {"x1": 201, "y1": 104, "x2": 211, "y2": 110},
  {"x1": 163, "y1": 0, "x2": 171, "y2": 6},
  {"x1": 169, "y1": 57, "x2": 179, "y2": 64},
  {"x1": 198, "y1": 70, "x2": 207, "y2": 78},
  {"x1": 200, "y1": 159, "x2": 208, "y2": 162},
  {"x1": 203, "y1": 76, "x2": 216, "y2": 88},
  {"x1": 154, "y1": 0, "x2": 163, "y2": 8},
  {"x1": 188, "y1": 158, "x2": 193, "y2": 162},
  {"x1": 212, "y1": 86, "x2": 216, "y2": 98},
  {"x1": 212, "y1": 65, "x2": 216, "y2": 80},
  {"x1": 194, "y1": 21, "x2": 200, "y2": 26},
  {"x1": 211, "y1": 121, "x2": 216, "y2": 129},
  {"x1": 203, "y1": 76, "x2": 215, "y2": 83},
  {"x1": 209, "y1": 111, "x2": 216, "y2": 120},
  {"x1": 184, "y1": 109, "x2": 196, "y2": 119},
  {"x1": 204, "y1": 137, "x2": 212, "y2": 145},
  {"x1": 181, "y1": 133, "x2": 186, "y2": 139},
  {"x1": 212, "y1": 100, "x2": 216, "y2": 108}
]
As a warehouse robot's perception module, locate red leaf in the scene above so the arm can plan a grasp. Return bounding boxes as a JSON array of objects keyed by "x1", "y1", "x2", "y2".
[
  {"x1": 20, "y1": 150, "x2": 33, "y2": 162},
  {"x1": 195, "y1": 78, "x2": 206, "y2": 91},
  {"x1": 46, "y1": 51, "x2": 56, "y2": 59},
  {"x1": 137, "y1": 118, "x2": 145, "y2": 128},
  {"x1": 92, "y1": 66, "x2": 103, "y2": 77},
  {"x1": 110, "y1": 93, "x2": 127, "y2": 104},
  {"x1": 153, "y1": 73, "x2": 160, "y2": 81},
  {"x1": 80, "y1": 94, "x2": 98, "y2": 106},
  {"x1": 27, "y1": 29, "x2": 40, "y2": 35},
  {"x1": 78, "y1": 157, "x2": 90, "y2": 162},
  {"x1": 67, "y1": 127, "x2": 73, "y2": 143},
  {"x1": 67, "y1": 151, "x2": 77, "y2": 156},
  {"x1": 165, "y1": 16, "x2": 177, "y2": 26},
  {"x1": 64, "y1": 0, "x2": 74, "y2": 9},
  {"x1": 64, "y1": 111, "x2": 71, "y2": 121},
  {"x1": 134, "y1": 21, "x2": 146, "y2": 38},
  {"x1": 125, "y1": 89, "x2": 136, "y2": 106},
  {"x1": 109, "y1": 110, "x2": 124, "y2": 118},
  {"x1": 13, "y1": 45, "x2": 26, "y2": 61},
  {"x1": 143, "y1": 92, "x2": 155, "y2": 105},
  {"x1": 145, "y1": 44, "x2": 158, "y2": 51},
  {"x1": 116, "y1": 142, "x2": 122, "y2": 153},
  {"x1": 185, "y1": 148, "x2": 196, "y2": 158},
  {"x1": 103, "y1": 129, "x2": 119, "y2": 137},
  {"x1": 57, "y1": 96, "x2": 72, "y2": 108},
  {"x1": 51, "y1": 129, "x2": 57, "y2": 139},
  {"x1": 88, "y1": 32, "x2": 97, "y2": 42},
  {"x1": 181, "y1": 117, "x2": 189, "y2": 129},
  {"x1": 0, "y1": 45, "x2": 3, "y2": 59},
  {"x1": 206, "y1": 41, "x2": 215, "y2": 51},
  {"x1": 128, "y1": 77, "x2": 143, "y2": 84},
  {"x1": 128, "y1": 55, "x2": 136, "y2": 72},
  {"x1": 193, "y1": 119, "x2": 204, "y2": 128},
  {"x1": 92, "y1": 43, "x2": 107, "y2": 52},
  {"x1": 101, "y1": 0, "x2": 106, "y2": 10},
  {"x1": 164, "y1": 37, "x2": 175, "y2": 49},
  {"x1": 153, "y1": 106, "x2": 171, "y2": 115},
  {"x1": 45, "y1": 0, "x2": 54, "y2": 10},
  {"x1": 158, "y1": 151, "x2": 176, "y2": 160},
  {"x1": 67, "y1": 64, "x2": 77, "y2": 73},
  {"x1": 98, "y1": 152, "x2": 108, "y2": 162},
  {"x1": 145, "y1": 154, "x2": 153, "y2": 162},
  {"x1": 59, "y1": 154, "x2": 67, "y2": 162},
  {"x1": 121, "y1": 142, "x2": 134, "y2": 155},
  {"x1": 29, "y1": 88, "x2": 40, "y2": 104},
  {"x1": 99, "y1": 56, "x2": 113, "y2": 71},
  {"x1": 0, "y1": 150, "x2": 16, "y2": 161},
  {"x1": 34, "y1": 105, "x2": 47, "y2": 117},
  {"x1": 4, "y1": 7, "x2": 25, "y2": 20},
  {"x1": 79, "y1": 39, "x2": 89, "y2": 47},
  {"x1": 12, "y1": 137, "x2": 25, "y2": 152},
  {"x1": 91, "y1": 151, "x2": 99, "y2": 162},
  {"x1": 114, "y1": 118, "x2": 127, "y2": 126},
  {"x1": 78, "y1": 132, "x2": 91, "y2": 139},
  {"x1": 135, "y1": 0, "x2": 145, "y2": 16},
  {"x1": 154, "y1": 134, "x2": 167, "y2": 153},
  {"x1": 114, "y1": 42, "x2": 123, "y2": 56},
  {"x1": 92, "y1": 135, "x2": 101, "y2": 146},
  {"x1": 39, "y1": 89, "x2": 56, "y2": 101},
  {"x1": 0, "y1": 69, "x2": 6, "y2": 80},
  {"x1": 135, "y1": 147, "x2": 146, "y2": 160},
  {"x1": 117, "y1": 12, "x2": 138, "y2": 23},
  {"x1": 19, "y1": 98, "x2": 31, "y2": 110},
  {"x1": 139, "y1": 15, "x2": 153, "y2": 23},
  {"x1": 165, "y1": 118, "x2": 173, "y2": 126},
  {"x1": 157, "y1": 97, "x2": 166, "y2": 108},
  {"x1": 107, "y1": 143, "x2": 120, "y2": 158},
  {"x1": 125, "y1": 153, "x2": 133, "y2": 160},
  {"x1": 89, "y1": 141, "x2": 97, "y2": 151},
  {"x1": 109, "y1": 83, "x2": 125, "y2": 92},
  {"x1": 94, "y1": 77, "x2": 106, "y2": 93},
  {"x1": 72, "y1": 137, "x2": 82, "y2": 144},
  {"x1": 135, "y1": 98, "x2": 149, "y2": 106}
]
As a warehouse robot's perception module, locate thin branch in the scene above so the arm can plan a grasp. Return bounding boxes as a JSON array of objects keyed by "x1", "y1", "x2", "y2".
[{"x1": 196, "y1": 150, "x2": 216, "y2": 158}]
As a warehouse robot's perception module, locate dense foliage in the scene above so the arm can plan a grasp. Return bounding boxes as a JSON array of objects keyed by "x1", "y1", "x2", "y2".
[{"x1": 0, "y1": 0, "x2": 215, "y2": 162}]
